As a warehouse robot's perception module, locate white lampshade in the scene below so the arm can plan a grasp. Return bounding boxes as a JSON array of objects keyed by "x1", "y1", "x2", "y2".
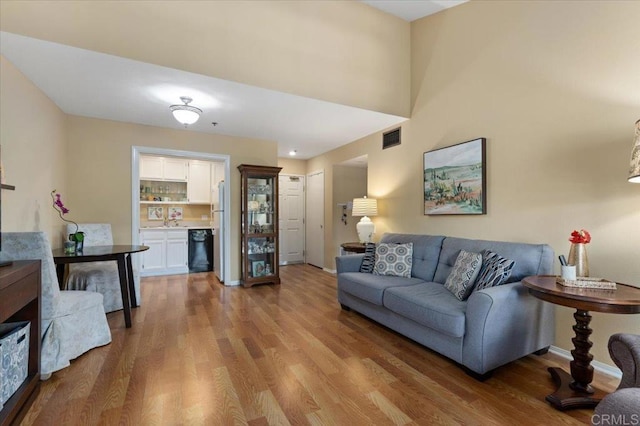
[
  {"x1": 352, "y1": 197, "x2": 378, "y2": 217},
  {"x1": 352, "y1": 196, "x2": 378, "y2": 243},
  {"x1": 170, "y1": 96, "x2": 202, "y2": 127},
  {"x1": 628, "y1": 119, "x2": 640, "y2": 183}
]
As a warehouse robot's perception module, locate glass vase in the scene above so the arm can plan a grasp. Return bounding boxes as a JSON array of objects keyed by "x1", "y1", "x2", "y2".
[
  {"x1": 69, "y1": 231, "x2": 85, "y2": 253},
  {"x1": 568, "y1": 243, "x2": 589, "y2": 277}
]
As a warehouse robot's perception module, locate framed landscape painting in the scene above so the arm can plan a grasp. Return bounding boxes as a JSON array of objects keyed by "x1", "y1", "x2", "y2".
[{"x1": 423, "y1": 138, "x2": 486, "y2": 215}]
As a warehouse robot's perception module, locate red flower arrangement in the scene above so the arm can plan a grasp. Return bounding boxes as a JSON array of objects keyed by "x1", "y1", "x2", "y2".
[{"x1": 569, "y1": 229, "x2": 591, "y2": 244}]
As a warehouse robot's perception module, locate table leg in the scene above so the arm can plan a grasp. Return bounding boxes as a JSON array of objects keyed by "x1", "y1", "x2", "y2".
[
  {"x1": 545, "y1": 309, "x2": 605, "y2": 410},
  {"x1": 126, "y1": 254, "x2": 137, "y2": 308},
  {"x1": 116, "y1": 255, "x2": 132, "y2": 328}
]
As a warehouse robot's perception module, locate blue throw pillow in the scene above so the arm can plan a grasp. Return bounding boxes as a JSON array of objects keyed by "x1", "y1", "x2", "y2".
[
  {"x1": 444, "y1": 250, "x2": 483, "y2": 301},
  {"x1": 474, "y1": 250, "x2": 515, "y2": 291},
  {"x1": 359, "y1": 243, "x2": 376, "y2": 273},
  {"x1": 373, "y1": 242, "x2": 413, "y2": 278}
]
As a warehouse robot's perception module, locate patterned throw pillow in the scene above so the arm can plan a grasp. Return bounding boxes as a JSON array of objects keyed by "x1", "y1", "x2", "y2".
[
  {"x1": 359, "y1": 243, "x2": 376, "y2": 273},
  {"x1": 444, "y1": 250, "x2": 483, "y2": 301},
  {"x1": 373, "y1": 242, "x2": 413, "y2": 278},
  {"x1": 474, "y1": 250, "x2": 515, "y2": 291}
]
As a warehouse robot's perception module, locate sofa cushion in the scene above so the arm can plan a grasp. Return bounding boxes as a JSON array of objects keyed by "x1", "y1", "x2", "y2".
[
  {"x1": 380, "y1": 234, "x2": 445, "y2": 281},
  {"x1": 359, "y1": 243, "x2": 376, "y2": 273},
  {"x1": 384, "y1": 283, "x2": 467, "y2": 338},
  {"x1": 338, "y1": 272, "x2": 425, "y2": 306},
  {"x1": 373, "y1": 242, "x2": 413, "y2": 278},
  {"x1": 474, "y1": 250, "x2": 515, "y2": 290},
  {"x1": 444, "y1": 250, "x2": 482, "y2": 301}
]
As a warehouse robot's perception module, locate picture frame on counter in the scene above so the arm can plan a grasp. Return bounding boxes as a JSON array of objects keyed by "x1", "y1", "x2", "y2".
[
  {"x1": 148, "y1": 206, "x2": 164, "y2": 220},
  {"x1": 168, "y1": 207, "x2": 183, "y2": 220}
]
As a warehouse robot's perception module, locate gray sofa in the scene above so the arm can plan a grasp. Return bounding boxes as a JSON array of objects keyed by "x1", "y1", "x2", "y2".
[{"x1": 336, "y1": 233, "x2": 555, "y2": 378}]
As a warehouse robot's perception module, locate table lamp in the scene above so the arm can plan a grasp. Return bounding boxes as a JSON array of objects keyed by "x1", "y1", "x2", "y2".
[
  {"x1": 352, "y1": 196, "x2": 378, "y2": 243},
  {"x1": 628, "y1": 118, "x2": 640, "y2": 183}
]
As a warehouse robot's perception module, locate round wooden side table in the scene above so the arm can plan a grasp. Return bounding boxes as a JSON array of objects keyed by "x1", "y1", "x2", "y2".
[
  {"x1": 340, "y1": 242, "x2": 366, "y2": 254},
  {"x1": 522, "y1": 275, "x2": 640, "y2": 410}
]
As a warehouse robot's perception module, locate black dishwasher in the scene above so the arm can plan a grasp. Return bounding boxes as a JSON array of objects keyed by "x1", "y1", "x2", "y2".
[{"x1": 188, "y1": 229, "x2": 213, "y2": 273}]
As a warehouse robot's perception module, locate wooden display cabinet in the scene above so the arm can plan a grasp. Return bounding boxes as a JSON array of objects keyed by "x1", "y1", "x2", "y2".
[{"x1": 238, "y1": 164, "x2": 282, "y2": 287}]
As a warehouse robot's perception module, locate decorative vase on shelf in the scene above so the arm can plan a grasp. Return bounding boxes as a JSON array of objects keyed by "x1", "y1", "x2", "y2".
[{"x1": 568, "y1": 243, "x2": 589, "y2": 277}]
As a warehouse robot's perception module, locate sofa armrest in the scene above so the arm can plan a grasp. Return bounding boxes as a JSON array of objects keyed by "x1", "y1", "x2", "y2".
[
  {"x1": 462, "y1": 281, "x2": 555, "y2": 374},
  {"x1": 593, "y1": 388, "x2": 640, "y2": 424},
  {"x1": 336, "y1": 254, "x2": 365, "y2": 274},
  {"x1": 609, "y1": 333, "x2": 640, "y2": 389}
]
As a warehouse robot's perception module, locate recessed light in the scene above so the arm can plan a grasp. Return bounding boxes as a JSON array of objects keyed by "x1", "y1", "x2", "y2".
[{"x1": 289, "y1": 150, "x2": 297, "y2": 156}]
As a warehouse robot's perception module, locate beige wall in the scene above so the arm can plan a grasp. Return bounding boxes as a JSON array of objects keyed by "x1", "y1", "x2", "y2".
[
  {"x1": 277, "y1": 157, "x2": 307, "y2": 176},
  {"x1": 311, "y1": 0, "x2": 640, "y2": 366},
  {"x1": 65, "y1": 116, "x2": 277, "y2": 282},
  {"x1": 0, "y1": 1, "x2": 410, "y2": 117},
  {"x1": 405, "y1": 0, "x2": 640, "y2": 366},
  {"x1": 332, "y1": 165, "x2": 367, "y2": 251},
  {"x1": 0, "y1": 55, "x2": 68, "y2": 248},
  {"x1": 308, "y1": 133, "x2": 385, "y2": 269}
]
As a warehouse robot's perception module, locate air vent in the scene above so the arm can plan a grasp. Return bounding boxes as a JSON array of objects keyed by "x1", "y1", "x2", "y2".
[{"x1": 382, "y1": 127, "x2": 401, "y2": 149}]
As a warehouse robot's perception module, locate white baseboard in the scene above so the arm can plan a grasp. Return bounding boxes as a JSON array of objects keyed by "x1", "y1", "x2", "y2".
[
  {"x1": 324, "y1": 268, "x2": 336, "y2": 274},
  {"x1": 549, "y1": 345, "x2": 621, "y2": 379}
]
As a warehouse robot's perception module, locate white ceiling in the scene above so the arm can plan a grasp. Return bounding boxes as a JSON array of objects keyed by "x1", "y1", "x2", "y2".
[
  {"x1": 362, "y1": 0, "x2": 467, "y2": 22},
  {"x1": 0, "y1": 1, "x2": 464, "y2": 160}
]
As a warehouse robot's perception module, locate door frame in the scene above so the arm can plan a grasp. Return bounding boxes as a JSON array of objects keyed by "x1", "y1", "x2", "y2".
[{"x1": 131, "y1": 146, "x2": 231, "y2": 284}]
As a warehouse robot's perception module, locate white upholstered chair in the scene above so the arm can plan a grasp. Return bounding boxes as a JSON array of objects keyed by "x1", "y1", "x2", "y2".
[
  {"x1": 65, "y1": 223, "x2": 140, "y2": 313},
  {"x1": 0, "y1": 232, "x2": 111, "y2": 377}
]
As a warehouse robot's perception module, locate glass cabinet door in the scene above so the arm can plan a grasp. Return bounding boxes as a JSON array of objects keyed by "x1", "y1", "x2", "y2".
[{"x1": 238, "y1": 165, "x2": 282, "y2": 287}]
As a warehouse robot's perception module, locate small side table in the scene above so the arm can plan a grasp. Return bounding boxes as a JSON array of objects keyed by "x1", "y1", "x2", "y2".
[
  {"x1": 341, "y1": 242, "x2": 366, "y2": 254},
  {"x1": 522, "y1": 275, "x2": 640, "y2": 410}
]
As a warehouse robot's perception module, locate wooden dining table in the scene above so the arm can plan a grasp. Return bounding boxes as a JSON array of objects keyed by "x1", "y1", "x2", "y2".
[{"x1": 52, "y1": 245, "x2": 149, "y2": 328}]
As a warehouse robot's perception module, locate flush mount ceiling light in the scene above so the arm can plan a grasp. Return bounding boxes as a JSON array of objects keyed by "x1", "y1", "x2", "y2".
[
  {"x1": 289, "y1": 150, "x2": 297, "y2": 156},
  {"x1": 170, "y1": 96, "x2": 202, "y2": 127}
]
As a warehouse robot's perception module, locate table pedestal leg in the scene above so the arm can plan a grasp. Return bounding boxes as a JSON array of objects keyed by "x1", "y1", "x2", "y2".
[
  {"x1": 126, "y1": 254, "x2": 137, "y2": 308},
  {"x1": 116, "y1": 255, "x2": 132, "y2": 328},
  {"x1": 545, "y1": 309, "x2": 605, "y2": 410}
]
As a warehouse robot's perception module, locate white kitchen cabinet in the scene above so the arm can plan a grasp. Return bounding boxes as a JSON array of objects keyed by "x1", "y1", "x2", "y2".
[
  {"x1": 212, "y1": 161, "x2": 224, "y2": 186},
  {"x1": 140, "y1": 156, "x2": 188, "y2": 181},
  {"x1": 188, "y1": 160, "x2": 212, "y2": 204},
  {"x1": 166, "y1": 230, "x2": 188, "y2": 269},
  {"x1": 210, "y1": 161, "x2": 224, "y2": 207},
  {"x1": 140, "y1": 156, "x2": 164, "y2": 180},
  {"x1": 163, "y1": 158, "x2": 189, "y2": 181},
  {"x1": 140, "y1": 228, "x2": 188, "y2": 276},
  {"x1": 140, "y1": 232, "x2": 165, "y2": 273}
]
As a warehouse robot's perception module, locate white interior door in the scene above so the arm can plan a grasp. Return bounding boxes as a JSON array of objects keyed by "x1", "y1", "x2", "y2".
[
  {"x1": 305, "y1": 170, "x2": 324, "y2": 268},
  {"x1": 279, "y1": 174, "x2": 305, "y2": 265}
]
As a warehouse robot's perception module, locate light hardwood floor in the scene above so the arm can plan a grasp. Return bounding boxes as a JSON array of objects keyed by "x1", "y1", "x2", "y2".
[{"x1": 22, "y1": 264, "x2": 618, "y2": 425}]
